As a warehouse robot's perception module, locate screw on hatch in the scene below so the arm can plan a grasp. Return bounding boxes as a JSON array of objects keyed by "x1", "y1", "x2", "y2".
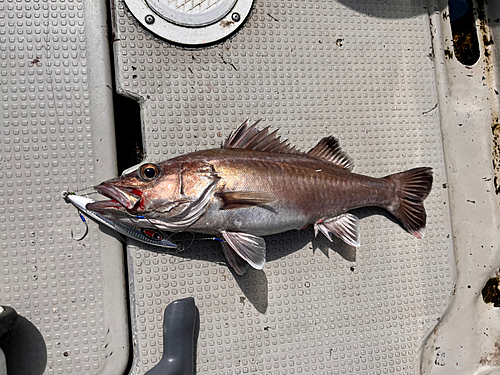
[
  {"x1": 231, "y1": 13, "x2": 241, "y2": 22},
  {"x1": 145, "y1": 15, "x2": 155, "y2": 25}
]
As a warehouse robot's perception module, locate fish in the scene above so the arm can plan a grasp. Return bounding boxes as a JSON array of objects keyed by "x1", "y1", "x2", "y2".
[
  {"x1": 86, "y1": 120, "x2": 433, "y2": 275},
  {"x1": 63, "y1": 192, "x2": 177, "y2": 248}
]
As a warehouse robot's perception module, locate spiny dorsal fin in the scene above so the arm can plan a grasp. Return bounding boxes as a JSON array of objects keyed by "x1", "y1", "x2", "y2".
[
  {"x1": 223, "y1": 119, "x2": 301, "y2": 155},
  {"x1": 307, "y1": 136, "x2": 354, "y2": 170},
  {"x1": 224, "y1": 121, "x2": 354, "y2": 170}
]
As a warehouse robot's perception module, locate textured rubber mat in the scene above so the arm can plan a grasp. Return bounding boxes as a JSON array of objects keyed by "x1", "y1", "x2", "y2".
[
  {"x1": 0, "y1": 0, "x2": 128, "y2": 374},
  {"x1": 112, "y1": 0, "x2": 454, "y2": 374}
]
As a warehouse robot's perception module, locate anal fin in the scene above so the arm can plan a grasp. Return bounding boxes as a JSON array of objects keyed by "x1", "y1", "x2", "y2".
[
  {"x1": 314, "y1": 213, "x2": 360, "y2": 247},
  {"x1": 221, "y1": 231, "x2": 266, "y2": 271}
]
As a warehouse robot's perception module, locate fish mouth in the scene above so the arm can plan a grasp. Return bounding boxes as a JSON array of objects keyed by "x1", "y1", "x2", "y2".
[{"x1": 87, "y1": 183, "x2": 142, "y2": 212}]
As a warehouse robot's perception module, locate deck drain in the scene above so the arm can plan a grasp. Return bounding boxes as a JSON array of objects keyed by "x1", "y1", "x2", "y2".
[{"x1": 124, "y1": 0, "x2": 254, "y2": 46}]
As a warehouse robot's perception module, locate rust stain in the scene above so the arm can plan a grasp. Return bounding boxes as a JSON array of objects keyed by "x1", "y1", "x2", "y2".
[
  {"x1": 444, "y1": 47, "x2": 453, "y2": 59},
  {"x1": 220, "y1": 20, "x2": 234, "y2": 28},
  {"x1": 476, "y1": 0, "x2": 500, "y2": 195},
  {"x1": 480, "y1": 341, "x2": 500, "y2": 366},
  {"x1": 482, "y1": 275, "x2": 500, "y2": 307}
]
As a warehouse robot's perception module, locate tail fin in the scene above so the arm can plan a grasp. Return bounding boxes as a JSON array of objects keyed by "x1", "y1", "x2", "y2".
[{"x1": 385, "y1": 167, "x2": 433, "y2": 239}]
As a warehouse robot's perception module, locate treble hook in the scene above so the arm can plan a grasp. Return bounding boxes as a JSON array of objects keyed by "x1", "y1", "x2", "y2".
[{"x1": 71, "y1": 212, "x2": 89, "y2": 241}]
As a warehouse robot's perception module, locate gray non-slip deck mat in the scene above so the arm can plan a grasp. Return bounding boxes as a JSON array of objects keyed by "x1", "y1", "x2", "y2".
[
  {"x1": 111, "y1": 0, "x2": 455, "y2": 374},
  {"x1": 0, "y1": 0, "x2": 129, "y2": 374}
]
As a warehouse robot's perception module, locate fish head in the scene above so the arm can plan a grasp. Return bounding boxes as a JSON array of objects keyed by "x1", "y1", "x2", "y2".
[
  {"x1": 87, "y1": 162, "x2": 183, "y2": 214},
  {"x1": 87, "y1": 161, "x2": 219, "y2": 225}
]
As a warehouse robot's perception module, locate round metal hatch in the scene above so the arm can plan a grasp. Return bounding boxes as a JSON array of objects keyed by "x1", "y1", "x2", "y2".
[{"x1": 124, "y1": 0, "x2": 254, "y2": 47}]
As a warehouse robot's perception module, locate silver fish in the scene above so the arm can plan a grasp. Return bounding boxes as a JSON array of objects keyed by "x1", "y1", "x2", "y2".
[{"x1": 86, "y1": 120, "x2": 433, "y2": 274}]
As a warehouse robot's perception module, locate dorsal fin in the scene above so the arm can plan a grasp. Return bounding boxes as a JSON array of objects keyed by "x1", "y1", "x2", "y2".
[
  {"x1": 223, "y1": 119, "x2": 301, "y2": 155},
  {"x1": 224, "y1": 120, "x2": 354, "y2": 170},
  {"x1": 307, "y1": 136, "x2": 354, "y2": 170}
]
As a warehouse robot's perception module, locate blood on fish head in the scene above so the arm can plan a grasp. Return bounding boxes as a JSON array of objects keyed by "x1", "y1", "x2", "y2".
[
  {"x1": 87, "y1": 160, "x2": 219, "y2": 222},
  {"x1": 87, "y1": 162, "x2": 182, "y2": 213}
]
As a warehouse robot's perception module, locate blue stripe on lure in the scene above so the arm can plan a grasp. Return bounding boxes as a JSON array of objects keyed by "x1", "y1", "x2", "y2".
[{"x1": 62, "y1": 191, "x2": 178, "y2": 249}]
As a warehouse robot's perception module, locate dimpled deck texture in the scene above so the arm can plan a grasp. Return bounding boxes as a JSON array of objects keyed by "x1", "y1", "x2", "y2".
[
  {"x1": 0, "y1": 1, "x2": 113, "y2": 374},
  {"x1": 113, "y1": 0, "x2": 454, "y2": 374}
]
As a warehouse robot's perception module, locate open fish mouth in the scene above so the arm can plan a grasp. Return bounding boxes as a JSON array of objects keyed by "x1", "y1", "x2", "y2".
[{"x1": 86, "y1": 183, "x2": 142, "y2": 211}]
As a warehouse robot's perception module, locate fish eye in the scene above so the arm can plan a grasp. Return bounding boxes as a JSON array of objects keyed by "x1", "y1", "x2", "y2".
[{"x1": 138, "y1": 163, "x2": 160, "y2": 181}]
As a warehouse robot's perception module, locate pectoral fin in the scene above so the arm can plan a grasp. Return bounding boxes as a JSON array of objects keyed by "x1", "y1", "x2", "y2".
[
  {"x1": 314, "y1": 213, "x2": 360, "y2": 247},
  {"x1": 216, "y1": 191, "x2": 276, "y2": 210},
  {"x1": 221, "y1": 231, "x2": 266, "y2": 271}
]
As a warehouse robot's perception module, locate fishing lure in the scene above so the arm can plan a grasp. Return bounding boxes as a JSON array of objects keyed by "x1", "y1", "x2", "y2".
[{"x1": 62, "y1": 191, "x2": 178, "y2": 248}]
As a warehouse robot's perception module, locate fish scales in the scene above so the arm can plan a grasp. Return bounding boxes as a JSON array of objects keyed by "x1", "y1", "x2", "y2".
[{"x1": 179, "y1": 149, "x2": 394, "y2": 235}]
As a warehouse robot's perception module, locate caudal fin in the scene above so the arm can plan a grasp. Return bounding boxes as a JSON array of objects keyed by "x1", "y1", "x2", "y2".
[{"x1": 385, "y1": 167, "x2": 433, "y2": 239}]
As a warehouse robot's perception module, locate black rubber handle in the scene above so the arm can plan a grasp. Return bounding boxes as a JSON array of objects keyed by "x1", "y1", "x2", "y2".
[
  {"x1": 0, "y1": 306, "x2": 18, "y2": 345},
  {"x1": 145, "y1": 297, "x2": 199, "y2": 375}
]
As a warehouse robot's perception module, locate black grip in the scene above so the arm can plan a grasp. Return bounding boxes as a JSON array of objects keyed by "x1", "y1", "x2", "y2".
[
  {"x1": 0, "y1": 306, "x2": 18, "y2": 345},
  {"x1": 145, "y1": 297, "x2": 199, "y2": 375}
]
